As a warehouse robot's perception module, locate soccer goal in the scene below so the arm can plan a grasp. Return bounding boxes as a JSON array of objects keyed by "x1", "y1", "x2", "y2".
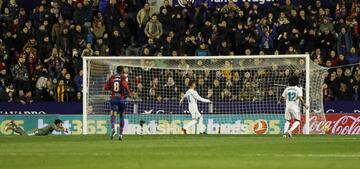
[{"x1": 82, "y1": 55, "x2": 328, "y2": 135}]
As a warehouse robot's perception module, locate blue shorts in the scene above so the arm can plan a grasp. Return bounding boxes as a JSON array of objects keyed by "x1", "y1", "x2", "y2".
[{"x1": 110, "y1": 97, "x2": 126, "y2": 113}]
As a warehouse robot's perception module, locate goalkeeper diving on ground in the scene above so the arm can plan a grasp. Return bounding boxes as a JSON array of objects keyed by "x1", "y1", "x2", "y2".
[
  {"x1": 279, "y1": 76, "x2": 309, "y2": 138},
  {"x1": 180, "y1": 80, "x2": 212, "y2": 134},
  {"x1": 4, "y1": 119, "x2": 68, "y2": 136}
]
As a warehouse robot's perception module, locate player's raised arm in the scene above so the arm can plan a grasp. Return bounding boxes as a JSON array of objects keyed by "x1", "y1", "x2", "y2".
[{"x1": 193, "y1": 90, "x2": 211, "y2": 103}]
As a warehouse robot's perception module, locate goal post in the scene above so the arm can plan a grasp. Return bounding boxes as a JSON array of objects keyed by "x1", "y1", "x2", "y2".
[{"x1": 82, "y1": 55, "x2": 327, "y2": 135}]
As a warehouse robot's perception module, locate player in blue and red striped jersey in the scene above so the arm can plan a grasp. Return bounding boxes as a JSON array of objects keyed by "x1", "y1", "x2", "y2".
[{"x1": 104, "y1": 66, "x2": 131, "y2": 141}]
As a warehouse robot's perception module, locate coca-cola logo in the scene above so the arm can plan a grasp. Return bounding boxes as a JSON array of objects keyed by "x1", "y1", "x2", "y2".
[
  {"x1": 309, "y1": 116, "x2": 332, "y2": 134},
  {"x1": 332, "y1": 116, "x2": 360, "y2": 135},
  {"x1": 310, "y1": 115, "x2": 360, "y2": 135}
]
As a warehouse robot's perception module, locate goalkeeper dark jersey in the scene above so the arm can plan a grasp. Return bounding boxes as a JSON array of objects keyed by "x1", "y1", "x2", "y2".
[
  {"x1": 8, "y1": 123, "x2": 64, "y2": 136},
  {"x1": 32, "y1": 124, "x2": 64, "y2": 136}
]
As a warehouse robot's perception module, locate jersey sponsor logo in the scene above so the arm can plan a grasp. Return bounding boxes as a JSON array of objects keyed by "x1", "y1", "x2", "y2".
[{"x1": 0, "y1": 111, "x2": 46, "y2": 115}]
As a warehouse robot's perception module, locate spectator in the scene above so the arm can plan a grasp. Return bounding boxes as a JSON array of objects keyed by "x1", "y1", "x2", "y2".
[
  {"x1": 64, "y1": 73, "x2": 75, "y2": 101},
  {"x1": 140, "y1": 38, "x2": 157, "y2": 56},
  {"x1": 43, "y1": 79, "x2": 55, "y2": 101},
  {"x1": 144, "y1": 15, "x2": 163, "y2": 40},
  {"x1": 195, "y1": 42, "x2": 210, "y2": 56},
  {"x1": 115, "y1": 21, "x2": 131, "y2": 48},
  {"x1": 44, "y1": 48, "x2": 65, "y2": 78},
  {"x1": 337, "y1": 27, "x2": 353, "y2": 55},
  {"x1": 110, "y1": 30, "x2": 125, "y2": 55},
  {"x1": 16, "y1": 89, "x2": 26, "y2": 104},
  {"x1": 217, "y1": 40, "x2": 230, "y2": 55},
  {"x1": 0, "y1": 68, "x2": 10, "y2": 100},
  {"x1": 93, "y1": 21, "x2": 106, "y2": 39},
  {"x1": 11, "y1": 56, "x2": 27, "y2": 87},
  {"x1": 51, "y1": 17, "x2": 64, "y2": 44},
  {"x1": 161, "y1": 35, "x2": 174, "y2": 56},
  {"x1": 346, "y1": 47, "x2": 360, "y2": 64},
  {"x1": 338, "y1": 82, "x2": 352, "y2": 100},
  {"x1": 257, "y1": 20, "x2": 277, "y2": 53},
  {"x1": 137, "y1": 3, "x2": 155, "y2": 44},
  {"x1": 34, "y1": 69, "x2": 47, "y2": 100},
  {"x1": 158, "y1": 8, "x2": 171, "y2": 35},
  {"x1": 351, "y1": 69, "x2": 360, "y2": 100},
  {"x1": 240, "y1": 81, "x2": 256, "y2": 101},
  {"x1": 38, "y1": 36, "x2": 53, "y2": 62},
  {"x1": 74, "y1": 69, "x2": 83, "y2": 92},
  {"x1": 337, "y1": 54, "x2": 349, "y2": 66},
  {"x1": 162, "y1": 77, "x2": 178, "y2": 99}
]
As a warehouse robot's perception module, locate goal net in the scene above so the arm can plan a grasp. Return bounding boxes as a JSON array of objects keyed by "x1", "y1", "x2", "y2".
[{"x1": 83, "y1": 55, "x2": 328, "y2": 135}]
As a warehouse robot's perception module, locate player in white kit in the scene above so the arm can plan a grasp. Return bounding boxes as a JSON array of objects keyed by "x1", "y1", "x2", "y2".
[
  {"x1": 279, "y1": 76, "x2": 308, "y2": 138},
  {"x1": 180, "y1": 80, "x2": 212, "y2": 134}
]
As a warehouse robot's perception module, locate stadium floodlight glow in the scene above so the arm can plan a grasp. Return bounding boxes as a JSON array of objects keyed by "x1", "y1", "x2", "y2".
[{"x1": 83, "y1": 55, "x2": 327, "y2": 135}]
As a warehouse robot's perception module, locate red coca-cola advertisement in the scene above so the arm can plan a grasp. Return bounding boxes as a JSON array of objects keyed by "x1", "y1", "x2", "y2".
[{"x1": 306, "y1": 114, "x2": 360, "y2": 135}]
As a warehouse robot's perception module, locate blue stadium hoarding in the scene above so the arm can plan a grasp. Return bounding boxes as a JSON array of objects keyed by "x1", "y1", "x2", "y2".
[{"x1": 0, "y1": 114, "x2": 281, "y2": 135}]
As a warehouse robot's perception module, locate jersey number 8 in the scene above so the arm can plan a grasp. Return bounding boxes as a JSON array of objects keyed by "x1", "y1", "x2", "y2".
[{"x1": 113, "y1": 81, "x2": 120, "y2": 92}]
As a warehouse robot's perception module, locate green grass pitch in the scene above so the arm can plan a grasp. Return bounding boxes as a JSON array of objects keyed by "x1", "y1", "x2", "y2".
[{"x1": 0, "y1": 135, "x2": 359, "y2": 169}]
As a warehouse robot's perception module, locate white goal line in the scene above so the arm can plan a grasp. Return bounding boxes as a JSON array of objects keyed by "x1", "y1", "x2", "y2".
[{"x1": 2, "y1": 152, "x2": 359, "y2": 158}]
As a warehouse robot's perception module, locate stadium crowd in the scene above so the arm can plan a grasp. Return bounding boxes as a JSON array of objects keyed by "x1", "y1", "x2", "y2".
[{"x1": 0, "y1": 0, "x2": 360, "y2": 104}]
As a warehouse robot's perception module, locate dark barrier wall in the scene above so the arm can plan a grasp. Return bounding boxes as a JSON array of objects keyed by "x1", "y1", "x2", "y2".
[
  {"x1": 0, "y1": 101, "x2": 359, "y2": 115},
  {"x1": 0, "y1": 102, "x2": 82, "y2": 115}
]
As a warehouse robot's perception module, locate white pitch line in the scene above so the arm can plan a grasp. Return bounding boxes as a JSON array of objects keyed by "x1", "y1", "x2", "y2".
[{"x1": 1, "y1": 153, "x2": 360, "y2": 158}]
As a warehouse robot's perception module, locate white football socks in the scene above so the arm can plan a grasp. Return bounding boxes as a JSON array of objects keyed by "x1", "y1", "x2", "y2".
[
  {"x1": 198, "y1": 116, "x2": 204, "y2": 133},
  {"x1": 183, "y1": 120, "x2": 197, "y2": 131},
  {"x1": 284, "y1": 121, "x2": 290, "y2": 134},
  {"x1": 289, "y1": 121, "x2": 300, "y2": 132}
]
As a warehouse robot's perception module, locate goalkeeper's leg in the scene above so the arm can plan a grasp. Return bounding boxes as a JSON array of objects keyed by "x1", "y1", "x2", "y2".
[
  {"x1": 5, "y1": 120, "x2": 28, "y2": 136},
  {"x1": 27, "y1": 129, "x2": 40, "y2": 136}
]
